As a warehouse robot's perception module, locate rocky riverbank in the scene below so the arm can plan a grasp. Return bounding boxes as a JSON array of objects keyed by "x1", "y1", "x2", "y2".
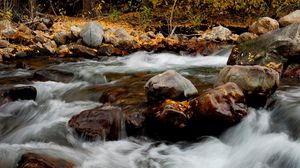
[{"x1": 2, "y1": 10, "x2": 300, "y2": 168}]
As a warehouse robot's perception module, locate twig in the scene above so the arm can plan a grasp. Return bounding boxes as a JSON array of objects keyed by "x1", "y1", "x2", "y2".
[{"x1": 49, "y1": 0, "x2": 57, "y2": 16}]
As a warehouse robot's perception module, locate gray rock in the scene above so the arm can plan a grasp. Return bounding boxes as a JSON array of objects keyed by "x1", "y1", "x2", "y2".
[
  {"x1": 53, "y1": 31, "x2": 70, "y2": 45},
  {"x1": 249, "y1": 17, "x2": 279, "y2": 35},
  {"x1": 217, "y1": 65, "x2": 279, "y2": 107},
  {"x1": 211, "y1": 25, "x2": 232, "y2": 41},
  {"x1": 80, "y1": 22, "x2": 104, "y2": 48},
  {"x1": 228, "y1": 23, "x2": 300, "y2": 73},
  {"x1": 145, "y1": 70, "x2": 198, "y2": 102},
  {"x1": 238, "y1": 32, "x2": 258, "y2": 42},
  {"x1": 279, "y1": 10, "x2": 300, "y2": 26},
  {"x1": 70, "y1": 26, "x2": 81, "y2": 38}
]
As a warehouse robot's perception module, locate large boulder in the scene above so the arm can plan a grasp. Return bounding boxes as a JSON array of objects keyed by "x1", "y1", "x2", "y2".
[
  {"x1": 80, "y1": 22, "x2": 104, "y2": 48},
  {"x1": 217, "y1": 65, "x2": 279, "y2": 107},
  {"x1": 249, "y1": 17, "x2": 279, "y2": 35},
  {"x1": 228, "y1": 23, "x2": 300, "y2": 73},
  {"x1": 68, "y1": 106, "x2": 122, "y2": 141},
  {"x1": 144, "y1": 70, "x2": 198, "y2": 102},
  {"x1": 17, "y1": 153, "x2": 74, "y2": 168},
  {"x1": 279, "y1": 10, "x2": 300, "y2": 26},
  {"x1": 190, "y1": 82, "x2": 248, "y2": 134}
]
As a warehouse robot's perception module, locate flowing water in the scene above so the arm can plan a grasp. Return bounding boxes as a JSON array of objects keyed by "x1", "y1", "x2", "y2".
[{"x1": 1, "y1": 49, "x2": 300, "y2": 168}]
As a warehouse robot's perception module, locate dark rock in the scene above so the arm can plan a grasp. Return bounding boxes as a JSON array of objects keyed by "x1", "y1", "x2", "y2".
[
  {"x1": 68, "y1": 44, "x2": 97, "y2": 58},
  {"x1": 97, "y1": 44, "x2": 128, "y2": 56},
  {"x1": 249, "y1": 17, "x2": 279, "y2": 35},
  {"x1": 190, "y1": 82, "x2": 248, "y2": 134},
  {"x1": 146, "y1": 99, "x2": 192, "y2": 140},
  {"x1": 36, "y1": 23, "x2": 48, "y2": 31},
  {"x1": 33, "y1": 69, "x2": 74, "y2": 82},
  {"x1": 217, "y1": 65, "x2": 279, "y2": 107},
  {"x1": 68, "y1": 106, "x2": 122, "y2": 141},
  {"x1": 0, "y1": 86, "x2": 37, "y2": 106},
  {"x1": 15, "y1": 62, "x2": 27, "y2": 69},
  {"x1": 144, "y1": 70, "x2": 198, "y2": 102},
  {"x1": 42, "y1": 18, "x2": 54, "y2": 28},
  {"x1": 283, "y1": 64, "x2": 300, "y2": 79},
  {"x1": 80, "y1": 22, "x2": 104, "y2": 48},
  {"x1": 99, "y1": 88, "x2": 128, "y2": 104},
  {"x1": 227, "y1": 23, "x2": 300, "y2": 73},
  {"x1": 3, "y1": 86, "x2": 37, "y2": 101},
  {"x1": 16, "y1": 153, "x2": 74, "y2": 168},
  {"x1": 125, "y1": 107, "x2": 146, "y2": 136}
]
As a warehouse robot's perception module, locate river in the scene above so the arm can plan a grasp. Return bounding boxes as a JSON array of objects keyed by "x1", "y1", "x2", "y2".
[{"x1": 1, "y1": 49, "x2": 300, "y2": 168}]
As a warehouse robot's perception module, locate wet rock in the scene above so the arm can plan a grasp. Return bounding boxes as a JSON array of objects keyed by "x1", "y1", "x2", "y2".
[
  {"x1": 53, "y1": 31, "x2": 70, "y2": 45},
  {"x1": 36, "y1": 22, "x2": 48, "y2": 31},
  {"x1": 15, "y1": 51, "x2": 28, "y2": 58},
  {"x1": 249, "y1": 17, "x2": 279, "y2": 35},
  {"x1": 217, "y1": 65, "x2": 279, "y2": 107},
  {"x1": 147, "y1": 99, "x2": 193, "y2": 140},
  {"x1": 125, "y1": 106, "x2": 147, "y2": 136},
  {"x1": 2, "y1": 86, "x2": 37, "y2": 102},
  {"x1": 0, "y1": 40, "x2": 10, "y2": 48},
  {"x1": 190, "y1": 82, "x2": 248, "y2": 134},
  {"x1": 279, "y1": 10, "x2": 300, "y2": 26},
  {"x1": 283, "y1": 64, "x2": 300, "y2": 79},
  {"x1": 99, "y1": 88, "x2": 128, "y2": 104},
  {"x1": 16, "y1": 153, "x2": 74, "y2": 168},
  {"x1": 227, "y1": 23, "x2": 300, "y2": 73},
  {"x1": 68, "y1": 106, "x2": 122, "y2": 141},
  {"x1": 145, "y1": 70, "x2": 198, "y2": 102},
  {"x1": 80, "y1": 22, "x2": 104, "y2": 48},
  {"x1": 238, "y1": 32, "x2": 258, "y2": 42},
  {"x1": 68, "y1": 44, "x2": 97, "y2": 58},
  {"x1": 15, "y1": 62, "x2": 27, "y2": 69},
  {"x1": 43, "y1": 41, "x2": 57, "y2": 54},
  {"x1": 33, "y1": 69, "x2": 74, "y2": 82}
]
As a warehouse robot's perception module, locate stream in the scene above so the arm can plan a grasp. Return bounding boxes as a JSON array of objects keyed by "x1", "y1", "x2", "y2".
[{"x1": 1, "y1": 49, "x2": 300, "y2": 168}]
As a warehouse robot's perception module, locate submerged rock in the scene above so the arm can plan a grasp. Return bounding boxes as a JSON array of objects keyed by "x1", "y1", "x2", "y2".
[
  {"x1": 80, "y1": 22, "x2": 104, "y2": 48},
  {"x1": 249, "y1": 17, "x2": 279, "y2": 35},
  {"x1": 190, "y1": 82, "x2": 248, "y2": 134},
  {"x1": 16, "y1": 153, "x2": 74, "y2": 168},
  {"x1": 0, "y1": 86, "x2": 37, "y2": 106},
  {"x1": 68, "y1": 106, "x2": 122, "y2": 141},
  {"x1": 283, "y1": 64, "x2": 300, "y2": 79},
  {"x1": 217, "y1": 65, "x2": 279, "y2": 107},
  {"x1": 145, "y1": 70, "x2": 198, "y2": 102},
  {"x1": 279, "y1": 10, "x2": 300, "y2": 26},
  {"x1": 228, "y1": 23, "x2": 300, "y2": 73}
]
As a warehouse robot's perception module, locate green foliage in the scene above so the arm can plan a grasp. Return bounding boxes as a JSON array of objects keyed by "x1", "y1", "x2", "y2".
[
  {"x1": 139, "y1": 6, "x2": 152, "y2": 26},
  {"x1": 108, "y1": 9, "x2": 120, "y2": 21}
]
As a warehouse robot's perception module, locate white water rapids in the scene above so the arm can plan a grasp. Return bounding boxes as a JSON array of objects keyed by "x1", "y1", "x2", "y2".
[{"x1": 1, "y1": 50, "x2": 300, "y2": 168}]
